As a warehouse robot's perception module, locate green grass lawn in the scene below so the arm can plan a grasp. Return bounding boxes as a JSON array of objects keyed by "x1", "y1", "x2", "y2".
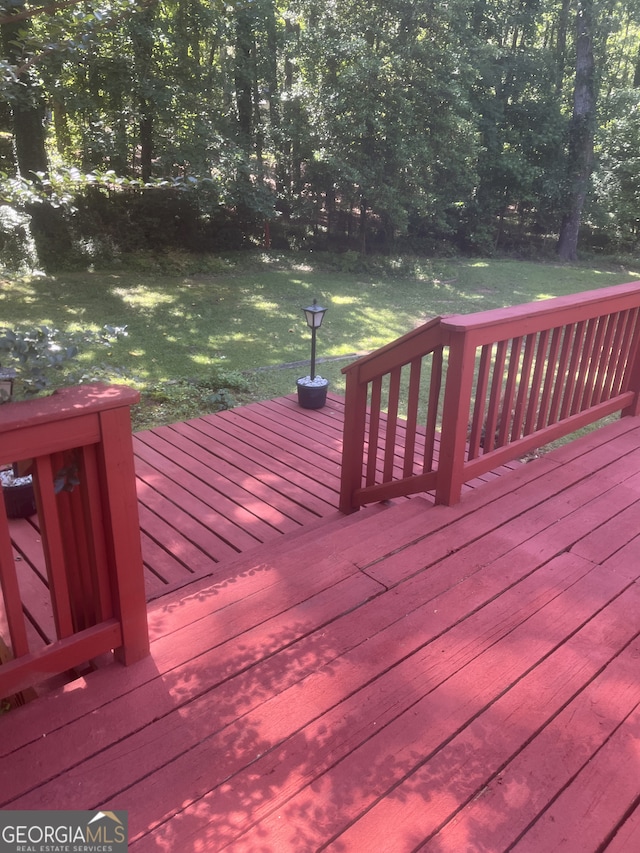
[{"x1": 2, "y1": 251, "x2": 639, "y2": 429}]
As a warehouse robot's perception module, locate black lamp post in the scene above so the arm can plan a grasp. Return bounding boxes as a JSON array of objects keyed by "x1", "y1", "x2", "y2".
[
  {"x1": 302, "y1": 298, "x2": 328, "y2": 380},
  {"x1": 297, "y1": 298, "x2": 329, "y2": 409}
]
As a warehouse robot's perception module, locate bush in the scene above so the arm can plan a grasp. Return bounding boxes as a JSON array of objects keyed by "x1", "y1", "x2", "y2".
[
  {"x1": 0, "y1": 205, "x2": 37, "y2": 272},
  {"x1": 0, "y1": 325, "x2": 127, "y2": 399}
]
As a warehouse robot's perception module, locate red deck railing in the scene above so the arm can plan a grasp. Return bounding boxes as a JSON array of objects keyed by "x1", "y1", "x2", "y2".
[
  {"x1": 0, "y1": 384, "x2": 150, "y2": 701},
  {"x1": 340, "y1": 280, "x2": 640, "y2": 511}
]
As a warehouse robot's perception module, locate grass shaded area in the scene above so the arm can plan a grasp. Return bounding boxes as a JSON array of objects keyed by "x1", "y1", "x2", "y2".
[{"x1": 1, "y1": 251, "x2": 638, "y2": 429}]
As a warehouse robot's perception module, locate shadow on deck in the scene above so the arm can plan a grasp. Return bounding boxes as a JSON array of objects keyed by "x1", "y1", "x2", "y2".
[
  {"x1": 3, "y1": 409, "x2": 640, "y2": 851},
  {"x1": 8, "y1": 392, "x2": 520, "y2": 632}
]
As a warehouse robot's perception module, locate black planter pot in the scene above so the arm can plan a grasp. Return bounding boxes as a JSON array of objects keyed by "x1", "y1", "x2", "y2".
[
  {"x1": 297, "y1": 378, "x2": 329, "y2": 410},
  {"x1": 3, "y1": 480, "x2": 37, "y2": 519}
]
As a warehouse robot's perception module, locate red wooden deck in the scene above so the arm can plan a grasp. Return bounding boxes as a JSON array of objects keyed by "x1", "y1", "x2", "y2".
[
  {"x1": 7, "y1": 392, "x2": 518, "y2": 633},
  {"x1": 2, "y1": 408, "x2": 640, "y2": 852}
]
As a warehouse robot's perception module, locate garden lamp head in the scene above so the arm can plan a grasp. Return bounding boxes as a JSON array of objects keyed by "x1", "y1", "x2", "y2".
[{"x1": 303, "y1": 299, "x2": 328, "y2": 329}]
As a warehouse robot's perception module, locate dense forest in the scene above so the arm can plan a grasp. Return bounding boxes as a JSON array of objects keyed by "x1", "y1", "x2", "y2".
[{"x1": 1, "y1": 0, "x2": 639, "y2": 269}]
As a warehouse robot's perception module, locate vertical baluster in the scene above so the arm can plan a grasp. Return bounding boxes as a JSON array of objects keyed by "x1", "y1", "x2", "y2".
[
  {"x1": 501, "y1": 336, "x2": 525, "y2": 444},
  {"x1": 423, "y1": 346, "x2": 444, "y2": 473},
  {"x1": 484, "y1": 339, "x2": 508, "y2": 453},
  {"x1": 511, "y1": 335, "x2": 537, "y2": 441},
  {"x1": 537, "y1": 326, "x2": 563, "y2": 430},
  {"x1": 468, "y1": 344, "x2": 492, "y2": 460},
  {"x1": 598, "y1": 312, "x2": 624, "y2": 403},
  {"x1": 403, "y1": 358, "x2": 422, "y2": 479},
  {"x1": 560, "y1": 321, "x2": 586, "y2": 419},
  {"x1": 0, "y1": 497, "x2": 29, "y2": 658},
  {"x1": 366, "y1": 377, "x2": 382, "y2": 487},
  {"x1": 580, "y1": 315, "x2": 609, "y2": 410},
  {"x1": 383, "y1": 367, "x2": 402, "y2": 483},
  {"x1": 33, "y1": 454, "x2": 75, "y2": 640},
  {"x1": 524, "y1": 330, "x2": 550, "y2": 435},
  {"x1": 570, "y1": 317, "x2": 598, "y2": 414}
]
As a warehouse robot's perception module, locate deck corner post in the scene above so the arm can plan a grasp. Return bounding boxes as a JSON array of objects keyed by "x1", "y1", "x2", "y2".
[
  {"x1": 621, "y1": 313, "x2": 640, "y2": 418},
  {"x1": 339, "y1": 369, "x2": 368, "y2": 514},
  {"x1": 97, "y1": 404, "x2": 150, "y2": 664},
  {"x1": 435, "y1": 329, "x2": 475, "y2": 506}
]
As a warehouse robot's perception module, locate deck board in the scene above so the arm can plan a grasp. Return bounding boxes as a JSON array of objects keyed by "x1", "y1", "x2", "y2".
[
  {"x1": 3, "y1": 403, "x2": 640, "y2": 852},
  {"x1": 5, "y1": 391, "x2": 524, "y2": 607}
]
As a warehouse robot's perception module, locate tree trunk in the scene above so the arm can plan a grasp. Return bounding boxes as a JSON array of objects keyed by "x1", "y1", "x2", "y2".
[
  {"x1": 139, "y1": 101, "x2": 153, "y2": 182},
  {"x1": 557, "y1": 0, "x2": 597, "y2": 262},
  {"x1": 131, "y1": 8, "x2": 156, "y2": 181},
  {"x1": 1, "y1": 1, "x2": 48, "y2": 180},
  {"x1": 235, "y1": 5, "x2": 254, "y2": 150}
]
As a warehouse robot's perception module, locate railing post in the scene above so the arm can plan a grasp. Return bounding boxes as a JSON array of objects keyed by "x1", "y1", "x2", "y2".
[
  {"x1": 97, "y1": 405, "x2": 150, "y2": 664},
  {"x1": 621, "y1": 309, "x2": 640, "y2": 417},
  {"x1": 0, "y1": 383, "x2": 149, "y2": 701},
  {"x1": 435, "y1": 327, "x2": 477, "y2": 506},
  {"x1": 339, "y1": 367, "x2": 368, "y2": 513}
]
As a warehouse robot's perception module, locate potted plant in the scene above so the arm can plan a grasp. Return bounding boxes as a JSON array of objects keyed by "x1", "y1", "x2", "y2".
[{"x1": 0, "y1": 325, "x2": 126, "y2": 518}]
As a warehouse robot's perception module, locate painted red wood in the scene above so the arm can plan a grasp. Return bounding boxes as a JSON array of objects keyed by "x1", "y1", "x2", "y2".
[
  {"x1": 340, "y1": 281, "x2": 640, "y2": 511},
  {"x1": 423, "y1": 346, "x2": 443, "y2": 472},
  {"x1": 435, "y1": 328, "x2": 477, "y2": 505},
  {"x1": 137, "y1": 426, "x2": 311, "y2": 528},
  {"x1": 127, "y1": 549, "x2": 599, "y2": 846},
  {"x1": 3, "y1": 418, "x2": 640, "y2": 851},
  {"x1": 97, "y1": 405, "x2": 149, "y2": 664},
  {"x1": 621, "y1": 307, "x2": 640, "y2": 415},
  {"x1": 32, "y1": 454, "x2": 75, "y2": 639},
  {"x1": 134, "y1": 450, "x2": 268, "y2": 549},
  {"x1": 0, "y1": 498, "x2": 29, "y2": 657},
  {"x1": 0, "y1": 384, "x2": 149, "y2": 699},
  {"x1": 603, "y1": 803, "x2": 640, "y2": 853},
  {"x1": 581, "y1": 314, "x2": 608, "y2": 409},
  {"x1": 332, "y1": 588, "x2": 640, "y2": 853},
  {"x1": 223, "y1": 402, "x2": 343, "y2": 469},
  {"x1": 499, "y1": 335, "x2": 523, "y2": 445},
  {"x1": 12, "y1": 544, "x2": 56, "y2": 644},
  {"x1": 0, "y1": 620, "x2": 122, "y2": 699},
  {"x1": 366, "y1": 377, "x2": 382, "y2": 487},
  {"x1": 201, "y1": 555, "x2": 622, "y2": 853},
  {"x1": 511, "y1": 332, "x2": 534, "y2": 440},
  {"x1": 403, "y1": 358, "x2": 422, "y2": 477},
  {"x1": 510, "y1": 705, "x2": 640, "y2": 853},
  {"x1": 536, "y1": 324, "x2": 562, "y2": 429},
  {"x1": 383, "y1": 366, "x2": 402, "y2": 482},
  {"x1": 612, "y1": 309, "x2": 636, "y2": 395},
  {"x1": 178, "y1": 417, "x2": 337, "y2": 512},
  {"x1": 468, "y1": 342, "x2": 491, "y2": 458}
]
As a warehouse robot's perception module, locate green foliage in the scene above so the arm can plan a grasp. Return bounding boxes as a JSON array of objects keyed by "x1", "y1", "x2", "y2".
[
  {"x1": 1, "y1": 0, "x2": 640, "y2": 263},
  {"x1": 0, "y1": 324, "x2": 127, "y2": 398},
  {"x1": 131, "y1": 372, "x2": 251, "y2": 431},
  {"x1": 0, "y1": 204, "x2": 37, "y2": 271},
  {"x1": 590, "y1": 89, "x2": 640, "y2": 251}
]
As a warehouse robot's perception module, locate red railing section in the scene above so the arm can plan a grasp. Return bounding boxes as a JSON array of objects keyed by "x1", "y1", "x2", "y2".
[
  {"x1": 340, "y1": 280, "x2": 640, "y2": 512},
  {"x1": 0, "y1": 384, "x2": 149, "y2": 701}
]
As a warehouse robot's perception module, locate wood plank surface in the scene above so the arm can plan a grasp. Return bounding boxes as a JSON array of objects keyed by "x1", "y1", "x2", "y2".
[
  {"x1": 6, "y1": 392, "x2": 522, "y2": 626},
  {"x1": 3, "y1": 415, "x2": 640, "y2": 852}
]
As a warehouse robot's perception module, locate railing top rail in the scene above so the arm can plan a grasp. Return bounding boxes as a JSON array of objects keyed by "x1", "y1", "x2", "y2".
[
  {"x1": 342, "y1": 316, "x2": 448, "y2": 381},
  {"x1": 441, "y1": 280, "x2": 640, "y2": 340},
  {"x1": 341, "y1": 282, "x2": 640, "y2": 384},
  {"x1": 0, "y1": 384, "x2": 140, "y2": 435}
]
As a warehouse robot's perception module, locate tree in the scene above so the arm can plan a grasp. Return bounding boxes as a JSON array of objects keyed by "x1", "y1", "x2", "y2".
[
  {"x1": 557, "y1": 0, "x2": 597, "y2": 260},
  {"x1": 1, "y1": 0, "x2": 48, "y2": 179}
]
